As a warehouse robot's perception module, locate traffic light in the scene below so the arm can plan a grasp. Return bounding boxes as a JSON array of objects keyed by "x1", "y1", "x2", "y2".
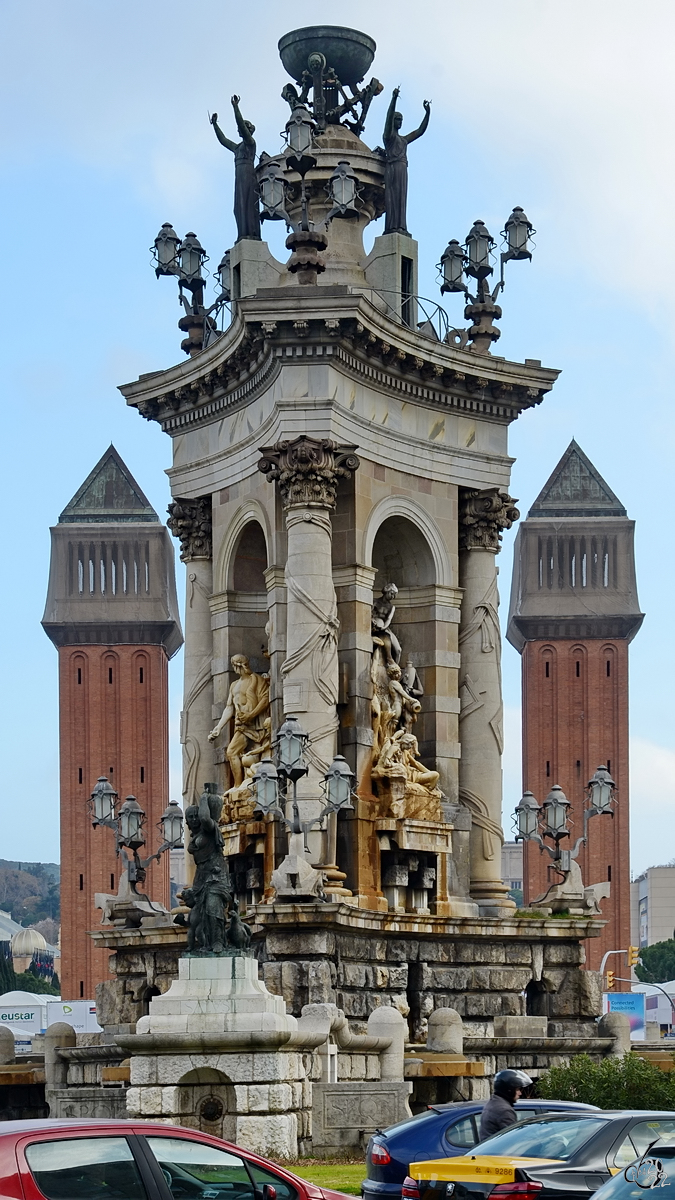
[
  {"x1": 606, "y1": 970, "x2": 615, "y2": 989},
  {"x1": 627, "y1": 946, "x2": 640, "y2": 967}
]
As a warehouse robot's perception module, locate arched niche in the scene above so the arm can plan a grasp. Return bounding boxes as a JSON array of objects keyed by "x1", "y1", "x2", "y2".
[
  {"x1": 175, "y1": 1067, "x2": 236, "y2": 1140},
  {"x1": 371, "y1": 515, "x2": 437, "y2": 589},
  {"x1": 231, "y1": 521, "x2": 267, "y2": 593}
]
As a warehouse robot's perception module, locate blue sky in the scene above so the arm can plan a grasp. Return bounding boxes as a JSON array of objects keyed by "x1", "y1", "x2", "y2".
[{"x1": 2, "y1": 0, "x2": 673, "y2": 874}]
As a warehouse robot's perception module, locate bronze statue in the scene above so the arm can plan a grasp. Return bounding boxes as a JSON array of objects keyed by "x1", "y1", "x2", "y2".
[
  {"x1": 178, "y1": 788, "x2": 233, "y2": 954},
  {"x1": 382, "y1": 88, "x2": 431, "y2": 235},
  {"x1": 211, "y1": 96, "x2": 261, "y2": 242}
]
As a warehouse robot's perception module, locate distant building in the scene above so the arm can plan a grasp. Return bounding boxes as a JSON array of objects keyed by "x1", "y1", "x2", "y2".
[
  {"x1": 631, "y1": 866, "x2": 675, "y2": 948},
  {"x1": 507, "y1": 440, "x2": 643, "y2": 973},
  {"x1": 42, "y1": 447, "x2": 182, "y2": 1001},
  {"x1": 501, "y1": 842, "x2": 523, "y2": 904}
]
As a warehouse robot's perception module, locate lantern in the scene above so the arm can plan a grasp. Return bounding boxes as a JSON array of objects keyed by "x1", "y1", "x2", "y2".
[
  {"x1": 178, "y1": 232, "x2": 206, "y2": 288},
  {"x1": 588, "y1": 765, "x2": 615, "y2": 815},
  {"x1": 327, "y1": 161, "x2": 359, "y2": 216},
  {"x1": 251, "y1": 759, "x2": 279, "y2": 816},
  {"x1": 323, "y1": 755, "x2": 355, "y2": 812},
  {"x1": 90, "y1": 776, "x2": 117, "y2": 825},
  {"x1": 275, "y1": 716, "x2": 309, "y2": 778},
  {"x1": 541, "y1": 784, "x2": 570, "y2": 837},
  {"x1": 503, "y1": 206, "x2": 533, "y2": 261},
  {"x1": 118, "y1": 795, "x2": 146, "y2": 848},
  {"x1": 465, "y1": 220, "x2": 495, "y2": 280},
  {"x1": 160, "y1": 799, "x2": 184, "y2": 848},
  {"x1": 259, "y1": 162, "x2": 288, "y2": 221},
  {"x1": 439, "y1": 239, "x2": 466, "y2": 294},
  {"x1": 514, "y1": 790, "x2": 541, "y2": 841},
  {"x1": 215, "y1": 250, "x2": 231, "y2": 298},
  {"x1": 153, "y1": 223, "x2": 180, "y2": 277},
  {"x1": 285, "y1": 106, "x2": 315, "y2": 156}
]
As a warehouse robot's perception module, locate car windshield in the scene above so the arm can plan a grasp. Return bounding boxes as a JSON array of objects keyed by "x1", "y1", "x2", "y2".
[{"x1": 474, "y1": 1116, "x2": 608, "y2": 1161}]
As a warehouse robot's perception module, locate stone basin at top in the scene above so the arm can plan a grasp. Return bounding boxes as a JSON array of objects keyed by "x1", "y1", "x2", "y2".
[{"x1": 278, "y1": 25, "x2": 376, "y2": 87}]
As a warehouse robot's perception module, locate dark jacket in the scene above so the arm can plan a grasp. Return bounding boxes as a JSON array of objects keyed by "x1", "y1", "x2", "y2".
[{"x1": 479, "y1": 1094, "x2": 517, "y2": 1140}]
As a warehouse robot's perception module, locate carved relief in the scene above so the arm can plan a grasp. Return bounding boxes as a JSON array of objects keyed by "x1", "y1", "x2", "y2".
[
  {"x1": 459, "y1": 487, "x2": 519, "y2": 552},
  {"x1": 257, "y1": 436, "x2": 360, "y2": 509},
  {"x1": 167, "y1": 496, "x2": 213, "y2": 561}
]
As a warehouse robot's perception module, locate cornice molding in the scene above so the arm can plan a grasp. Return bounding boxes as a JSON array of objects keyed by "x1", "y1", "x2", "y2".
[{"x1": 120, "y1": 292, "x2": 559, "y2": 435}]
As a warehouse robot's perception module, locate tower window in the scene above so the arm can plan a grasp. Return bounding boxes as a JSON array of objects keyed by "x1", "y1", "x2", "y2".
[
  {"x1": 545, "y1": 661, "x2": 550, "y2": 678},
  {"x1": 139, "y1": 667, "x2": 144, "y2": 684},
  {"x1": 79, "y1": 874, "x2": 84, "y2": 891},
  {"x1": 111, "y1": 557, "x2": 116, "y2": 595},
  {"x1": 100, "y1": 557, "x2": 106, "y2": 593},
  {"x1": 140, "y1": 767, "x2": 145, "y2": 783},
  {"x1": 603, "y1": 551, "x2": 609, "y2": 587},
  {"x1": 606, "y1": 660, "x2": 611, "y2": 677},
  {"x1": 111, "y1": 873, "x2": 115, "y2": 890},
  {"x1": 78, "y1": 767, "x2": 83, "y2": 784},
  {"x1": 89, "y1": 557, "x2": 95, "y2": 593},
  {"x1": 78, "y1": 556, "x2": 84, "y2": 594},
  {"x1": 607, "y1": 759, "x2": 611, "y2": 773},
  {"x1": 123, "y1": 557, "x2": 128, "y2": 594},
  {"x1": 546, "y1": 760, "x2": 551, "y2": 777},
  {"x1": 134, "y1": 558, "x2": 139, "y2": 594},
  {"x1": 77, "y1": 667, "x2": 82, "y2": 685},
  {"x1": 576, "y1": 760, "x2": 581, "y2": 777},
  {"x1": 608, "y1": 865, "x2": 612, "y2": 882},
  {"x1": 79, "y1": 981, "x2": 84, "y2": 998},
  {"x1": 109, "y1": 767, "x2": 113, "y2": 775},
  {"x1": 108, "y1": 667, "x2": 113, "y2": 684},
  {"x1": 575, "y1": 661, "x2": 580, "y2": 677}
]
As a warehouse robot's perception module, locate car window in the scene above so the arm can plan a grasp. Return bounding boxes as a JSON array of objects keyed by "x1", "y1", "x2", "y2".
[
  {"x1": 444, "y1": 1116, "x2": 478, "y2": 1149},
  {"x1": 146, "y1": 1138, "x2": 255, "y2": 1200},
  {"x1": 379, "y1": 1111, "x2": 437, "y2": 1137},
  {"x1": 474, "y1": 1116, "x2": 608, "y2": 1161},
  {"x1": 589, "y1": 1147, "x2": 675, "y2": 1197},
  {"x1": 25, "y1": 1137, "x2": 147, "y2": 1200},
  {"x1": 246, "y1": 1163, "x2": 298, "y2": 1200},
  {"x1": 611, "y1": 1121, "x2": 675, "y2": 1169}
]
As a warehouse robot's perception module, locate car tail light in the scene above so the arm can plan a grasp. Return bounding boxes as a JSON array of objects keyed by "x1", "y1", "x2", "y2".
[
  {"x1": 491, "y1": 1184, "x2": 542, "y2": 1198},
  {"x1": 370, "y1": 1143, "x2": 391, "y2": 1166},
  {"x1": 402, "y1": 1178, "x2": 420, "y2": 1200}
]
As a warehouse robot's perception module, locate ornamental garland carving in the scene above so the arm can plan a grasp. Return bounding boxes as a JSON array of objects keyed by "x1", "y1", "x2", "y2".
[
  {"x1": 167, "y1": 496, "x2": 213, "y2": 561},
  {"x1": 257, "y1": 435, "x2": 360, "y2": 509},
  {"x1": 458, "y1": 487, "x2": 519, "y2": 552}
]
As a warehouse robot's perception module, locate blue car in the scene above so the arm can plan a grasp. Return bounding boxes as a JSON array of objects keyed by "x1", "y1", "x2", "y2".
[{"x1": 361, "y1": 1099, "x2": 600, "y2": 1200}]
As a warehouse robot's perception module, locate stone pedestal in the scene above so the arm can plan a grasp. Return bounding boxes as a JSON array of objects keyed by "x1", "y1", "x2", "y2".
[{"x1": 119, "y1": 956, "x2": 313, "y2": 1158}]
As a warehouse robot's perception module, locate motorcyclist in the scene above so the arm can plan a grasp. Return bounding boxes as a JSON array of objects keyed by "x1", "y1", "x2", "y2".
[{"x1": 479, "y1": 1069, "x2": 534, "y2": 1139}]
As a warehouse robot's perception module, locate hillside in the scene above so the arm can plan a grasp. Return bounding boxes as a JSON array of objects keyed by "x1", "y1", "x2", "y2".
[{"x1": 0, "y1": 861, "x2": 60, "y2": 926}]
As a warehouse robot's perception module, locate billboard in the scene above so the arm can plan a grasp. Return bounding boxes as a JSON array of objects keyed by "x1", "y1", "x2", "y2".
[
  {"x1": 0, "y1": 1003, "x2": 47, "y2": 1038},
  {"x1": 603, "y1": 991, "x2": 646, "y2": 1040},
  {"x1": 46, "y1": 1001, "x2": 101, "y2": 1033}
]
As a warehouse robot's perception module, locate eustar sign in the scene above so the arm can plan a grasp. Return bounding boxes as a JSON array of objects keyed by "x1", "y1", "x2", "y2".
[{"x1": 0, "y1": 1005, "x2": 46, "y2": 1036}]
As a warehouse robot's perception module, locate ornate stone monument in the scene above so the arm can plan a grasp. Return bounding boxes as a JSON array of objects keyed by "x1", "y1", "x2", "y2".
[{"x1": 119, "y1": 23, "x2": 609, "y2": 1052}]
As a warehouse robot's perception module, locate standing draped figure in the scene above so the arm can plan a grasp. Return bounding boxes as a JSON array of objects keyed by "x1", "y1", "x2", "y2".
[
  {"x1": 211, "y1": 95, "x2": 261, "y2": 242},
  {"x1": 382, "y1": 87, "x2": 431, "y2": 236}
]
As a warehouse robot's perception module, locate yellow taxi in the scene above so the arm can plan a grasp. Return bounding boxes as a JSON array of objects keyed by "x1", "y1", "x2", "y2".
[{"x1": 405, "y1": 1110, "x2": 675, "y2": 1199}]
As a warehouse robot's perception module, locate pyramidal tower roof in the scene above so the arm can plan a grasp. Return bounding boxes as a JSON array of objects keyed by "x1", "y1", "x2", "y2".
[
  {"x1": 528, "y1": 439, "x2": 626, "y2": 519},
  {"x1": 59, "y1": 445, "x2": 159, "y2": 524}
]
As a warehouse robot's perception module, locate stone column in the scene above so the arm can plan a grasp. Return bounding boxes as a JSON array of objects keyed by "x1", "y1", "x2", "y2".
[
  {"x1": 458, "y1": 487, "x2": 519, "y2": 915},
  {"x1": 167, "y1": 498, "x2": 215, "y2": 878},
  {"x1": 258, "y1": 438, "x2": 359, "y2": 843}
]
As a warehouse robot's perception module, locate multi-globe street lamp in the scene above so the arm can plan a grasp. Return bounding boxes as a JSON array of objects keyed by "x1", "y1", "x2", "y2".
[{"x1": 89, "y1": 776, "x2": 184, "y2": 897}]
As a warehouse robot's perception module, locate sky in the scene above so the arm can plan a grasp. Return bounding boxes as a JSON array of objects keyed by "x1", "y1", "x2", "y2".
[{"x1": 1, "y1": 0, "x2": 673, "y2": 876}]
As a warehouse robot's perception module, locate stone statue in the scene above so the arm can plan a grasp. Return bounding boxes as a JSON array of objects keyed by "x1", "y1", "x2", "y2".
[
  {"x1": 382, "y1": 88, "x2": 431, "y2": 236},
  {"x1": 372, "y1": 729, "x2": 442, "y2": 822},
  {"x1": 209, "y1": 655, "x2": 271, "y2": 788},
  {"x1": 211, "y1": 96, "x2": 261, "y2": 242},
  {"x1": 401, "y1": 656, "x2": 424, "y2": 704},
  {"x1": 178, "y1": 788, "x2": 233, "y2": 954},
  {"x1": 371, "y1": 582, "x2": 402, "y2": 666}
]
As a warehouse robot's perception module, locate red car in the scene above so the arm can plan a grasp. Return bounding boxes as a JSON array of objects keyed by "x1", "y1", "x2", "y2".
[{"x1": 0, "y1": 1119, "x2": 352, "y2": 1200}]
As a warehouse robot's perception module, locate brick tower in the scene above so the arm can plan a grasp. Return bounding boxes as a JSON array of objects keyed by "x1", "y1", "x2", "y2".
[
  {"x1": 507, "y1": 441, "x2": 643, "y2": 973},
  {"x1": 42, "y1": 446, "x2": 182, "y2": 1000}
]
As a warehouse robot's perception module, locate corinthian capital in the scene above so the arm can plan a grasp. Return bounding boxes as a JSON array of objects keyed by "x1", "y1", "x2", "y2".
[
  {"x1": 167, "y1": 496, "x2": 212, "y2": 561},
  {"x1": 257, "y1": 436, "x2": 360, "y2": 509},
  {"x1": 459, "y1": 487, "x2": 519, "y2": 552}
]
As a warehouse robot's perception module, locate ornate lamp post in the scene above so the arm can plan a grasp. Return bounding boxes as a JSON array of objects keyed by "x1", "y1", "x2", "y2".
[
  {"x1": 89, "y1": 777, "x2": 184, "y2": 909},
  {"x1": 514, "y1": 766, "x2": 616, "y2": 909},
  {"x1": 151, "y1": 226, "x2": 231, "y2": 356},
  {"x1": 250, "y1": 722, "x2": 355, "y2": 900},
  {"x1": 439, "y1": 207, "x2": 535, "y2": 352}
]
